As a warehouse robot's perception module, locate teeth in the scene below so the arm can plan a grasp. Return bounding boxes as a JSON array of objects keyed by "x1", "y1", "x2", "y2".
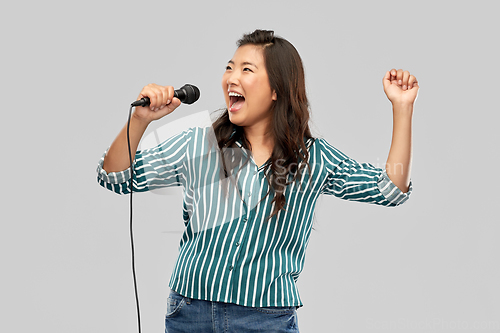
[{"x1": 228, "y1": 92, "x2": 244, "y2": 98}]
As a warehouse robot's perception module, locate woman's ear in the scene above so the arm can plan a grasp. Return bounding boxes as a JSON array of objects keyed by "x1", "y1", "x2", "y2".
[{"x1": 272, "y1": 90, "x2": 277, "y2": 101}]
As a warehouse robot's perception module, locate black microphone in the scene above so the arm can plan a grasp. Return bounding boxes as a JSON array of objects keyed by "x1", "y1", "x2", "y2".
[{"x1": 131, "y1": 84, "x2": 200, "y2": 107}]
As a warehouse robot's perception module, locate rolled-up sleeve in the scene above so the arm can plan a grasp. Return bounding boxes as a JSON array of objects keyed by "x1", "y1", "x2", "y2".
[
  {"x1": 96, "y1": 129, "x2": 193, "y2": 195},
  {"x1": 318, "y1": 138, "x2": 411, "y2": 207}
]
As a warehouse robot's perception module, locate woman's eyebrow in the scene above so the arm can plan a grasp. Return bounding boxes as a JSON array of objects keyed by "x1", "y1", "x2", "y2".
[{"x1": 227, "y1": 60, "x2": 258, "y2": 69}]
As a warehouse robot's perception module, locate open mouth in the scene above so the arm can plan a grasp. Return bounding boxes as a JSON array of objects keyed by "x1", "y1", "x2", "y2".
[{"x1": 229, "y1": 92, "x2": 245, "y2": 112}]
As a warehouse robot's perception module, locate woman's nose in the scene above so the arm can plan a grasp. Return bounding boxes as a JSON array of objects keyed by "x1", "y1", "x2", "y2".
[{"x1": 226, "y1": 71, "x2": 240, "y2": 86}]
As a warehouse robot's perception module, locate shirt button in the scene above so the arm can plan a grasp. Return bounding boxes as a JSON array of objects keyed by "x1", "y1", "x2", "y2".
[
  {"x1": 243, "y1": 217, "x2": 247, "y2": 223},
  {"x1": 247, "y1": 192, "x2": 252, "y2": 197},
  {"x1": 235, "y1": 242, "x2": 240, "y2": 247},
  {"x1": 229, "y1": 265, "x2": 233, "y2": 271}
]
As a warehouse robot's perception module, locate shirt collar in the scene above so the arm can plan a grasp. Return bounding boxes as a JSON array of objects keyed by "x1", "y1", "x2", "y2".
[
  {"x1": 229, "y1": 129, "x2": 314, "y2": 171},
  {"x1": 230, "y1": 128, "x2": 244, "y2": 148}
]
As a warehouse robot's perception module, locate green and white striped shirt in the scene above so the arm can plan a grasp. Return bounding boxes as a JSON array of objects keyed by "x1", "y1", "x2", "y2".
[{"x1": 97, "y1": 126, "x2": 411, "y2": 308}]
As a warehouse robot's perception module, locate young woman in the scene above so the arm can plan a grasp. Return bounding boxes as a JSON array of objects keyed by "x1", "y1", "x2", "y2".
[{"x1": 97, "y1": 30, "x2": 418, "y2": 333}]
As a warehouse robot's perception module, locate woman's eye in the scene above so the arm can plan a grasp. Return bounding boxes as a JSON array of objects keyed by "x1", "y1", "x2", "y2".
[
  {"x1": 243, "y1": 67, "x2": 252, "y2": 72},
  {"x1": 226, "y1": 66, "x2": 232, "y2": 70}
]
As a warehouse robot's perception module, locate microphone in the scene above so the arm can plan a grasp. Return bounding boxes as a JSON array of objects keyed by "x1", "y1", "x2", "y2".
[{"x1": 131, "y1": 84, "x2": 200, "y2": 107}]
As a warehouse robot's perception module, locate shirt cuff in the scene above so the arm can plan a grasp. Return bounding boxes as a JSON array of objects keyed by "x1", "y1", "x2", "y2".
[
  {"x1": 377, "y1": 170, "x2": 412, "y2": 206},
  {"x1": 96, "y1": 149, "x2": 132, "y2": 185}
]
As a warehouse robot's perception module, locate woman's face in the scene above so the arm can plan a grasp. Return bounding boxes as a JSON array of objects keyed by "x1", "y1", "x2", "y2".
[{"x1": 222, "y1": 44, "x2": 277, "y2": 130}]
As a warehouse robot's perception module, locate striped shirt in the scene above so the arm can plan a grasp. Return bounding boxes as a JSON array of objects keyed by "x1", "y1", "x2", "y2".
[{"x1": 96, "y1": 126, "x2": 411, "y2": 308}]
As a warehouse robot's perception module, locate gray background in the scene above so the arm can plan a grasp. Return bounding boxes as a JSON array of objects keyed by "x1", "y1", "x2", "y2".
[{"x1": 1, "y1": 0, "x2": 499, "y2": 332}]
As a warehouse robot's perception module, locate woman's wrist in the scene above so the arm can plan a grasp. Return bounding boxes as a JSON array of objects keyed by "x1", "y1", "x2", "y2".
[
  {"x1": 392, "y1": 102, "x2": 414, "y2": 119},
  {"x1": 132, "y1": 111, "x2": 152, "y2": 130}
]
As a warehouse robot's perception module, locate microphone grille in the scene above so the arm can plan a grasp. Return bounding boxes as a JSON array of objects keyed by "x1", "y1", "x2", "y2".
[{"x1": 182, "y1": 84, "x2": 200, "y2": 104}]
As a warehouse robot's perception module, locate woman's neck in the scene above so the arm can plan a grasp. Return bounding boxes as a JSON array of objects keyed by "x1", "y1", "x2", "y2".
[{"x1": 243, "y1": 124, "x2": 274, "y2": 151}]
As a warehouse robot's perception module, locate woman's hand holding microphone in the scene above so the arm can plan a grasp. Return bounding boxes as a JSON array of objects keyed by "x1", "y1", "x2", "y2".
[{"x1": 133, "y1": 84, "x2": 182, "y2": 124}]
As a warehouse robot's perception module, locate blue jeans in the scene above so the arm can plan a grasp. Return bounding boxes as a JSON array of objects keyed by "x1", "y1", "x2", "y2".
[{"x1": 165, "y1": 289, "x2": 300, "y2": 333}]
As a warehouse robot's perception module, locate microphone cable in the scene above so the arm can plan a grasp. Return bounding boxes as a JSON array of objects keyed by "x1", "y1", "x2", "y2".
[
  {"x1": 124, "y1": 85, "x2": 198, "y2": 333},
  {"x1": 127, "y1": 104, "x2": 141, "y2": 333}
]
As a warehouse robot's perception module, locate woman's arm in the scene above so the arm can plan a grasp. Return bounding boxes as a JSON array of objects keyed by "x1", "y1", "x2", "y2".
[{"x1": 382, "y1": 69, "x2": 419, "y2": 193}]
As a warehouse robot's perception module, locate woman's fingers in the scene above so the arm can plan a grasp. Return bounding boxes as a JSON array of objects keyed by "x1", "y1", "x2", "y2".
[
  {"x1": 390, "y1": 69, "x2": 397, "y2": 84},
  {"x1": 148, "y1": 85, "x2": 160, "y2": 110},
  {"x1": 408, "y1": 75, "x2": 418, "y2": 89},
  {"x1": 402, "y1": 71, "x2": 410, "y2": 90},
  {"x1": 153, "y1": 97, "x2": 181, "y2": 119},
  {"x1": 156, "y1": 85, "x2": 174, "y2": 110},
  {"x1": 138, "y1": 84, "x2": 176, "y2": 111},
  {"x1": 150, "y1": 85, "x2": 166, "y2": 111},
  {"x1": 396, "y1": 69, "x2": 404, "y2": 86},
  {"x1": 134, "y1": 84, "x2": 181, "y2": 122},
  {"x1": 388, "y1": 69, "x2": 417, "y2": 91},
  {"x1": 162, "y1": 86, "x2": 176, "y2": 110},
  {"x1": 383, "y1": 70, "x2": 391, "y2": 89}
]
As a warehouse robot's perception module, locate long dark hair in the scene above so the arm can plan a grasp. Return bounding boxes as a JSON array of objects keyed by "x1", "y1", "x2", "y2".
[{"x1": 212, "y1": 29, "x2": 314, "y2": 220}]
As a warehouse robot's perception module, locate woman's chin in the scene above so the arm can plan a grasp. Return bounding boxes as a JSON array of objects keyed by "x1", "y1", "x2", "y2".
[
  {"x1": 229, "y1": 112, "x2": 239, "y2": 126},
  {"x1": 228, "y1": 113, "x2": 243, "y2": 126}
]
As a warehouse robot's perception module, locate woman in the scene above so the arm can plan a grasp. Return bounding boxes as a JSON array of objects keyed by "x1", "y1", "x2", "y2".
[{"x1": 97, "y1": 29, "x2": 418, "y2": 332}]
